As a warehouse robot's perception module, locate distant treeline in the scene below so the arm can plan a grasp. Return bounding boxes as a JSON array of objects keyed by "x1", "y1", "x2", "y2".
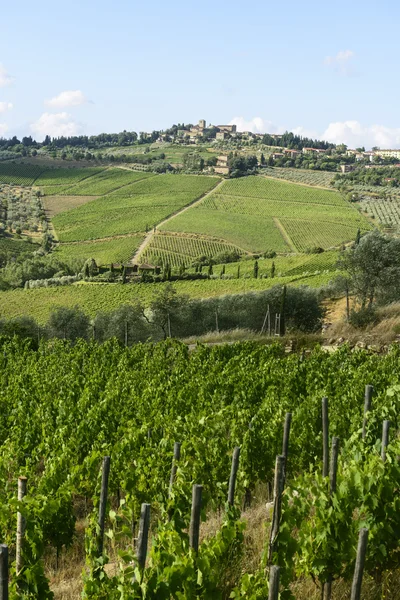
[
  {"x1": 1, "y1": 284, "x2": 323, "y2": 347},
  {"x1": 260, "y1": 132, "x2": 335, "y2": 151}
]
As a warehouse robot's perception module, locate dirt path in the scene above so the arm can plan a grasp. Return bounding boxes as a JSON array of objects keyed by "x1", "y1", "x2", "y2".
[
  {"x1": 131, "y1": 178, "x2": 224, "y2": 264},
  {"x1": 273, "y1": 217, "x2": 297, "y2": 252}
]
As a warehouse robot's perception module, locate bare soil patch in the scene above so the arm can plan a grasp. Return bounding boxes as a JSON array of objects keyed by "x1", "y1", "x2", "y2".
[{"x1": 43, "y1": 195, "x2": 99, "y2": 217}]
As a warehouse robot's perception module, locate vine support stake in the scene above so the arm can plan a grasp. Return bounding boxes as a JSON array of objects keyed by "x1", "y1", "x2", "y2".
[
  {"x1": 322, "y1": 397, "x2": 329, "y2": 478},
  {"x1": 189, "y1": 484, "x2": 203, "y2": 553},
  {"x1": 268, "y1": 565, "x2": 280, "y2": 600},
  {"x1": 324, "y1": 437, "x2": 340, "y2": 600},
  {"x1": 0, "y1": 544, "x2": 8, "y2": 600},
  {"x1": 282, "y1": 412, "x2": 292, "y2": 485},
  {"x1": 97, "y1": 456, "x2": 111, "y2": 557},
  {"x1": 362, "y1": 385, "x2": 373, "y2": 439},
  {"x1": 137, "y1": 503, "x2": 151, "y2": 570},
  {"x1": 168, "y1": 442, "x2": 181, "y2": 497},
  {"x1": 329, "y1": 437, "x2": 340, "y2": 495},
  {"x1": 228, "y1": 446, "x2": 241, "y2": 506},
  {"x1": 351, "y1": 528, "x2": 369, "y2": 600},
  {"x1": 381, "y1": 420, "x2": 390, "y2": 462},
  {"x1": 268, "y1": 455, "x2": 285, "y2": 565},
  {"x1": 16, "y1": 476, "x2": 27, "y2": 576}
]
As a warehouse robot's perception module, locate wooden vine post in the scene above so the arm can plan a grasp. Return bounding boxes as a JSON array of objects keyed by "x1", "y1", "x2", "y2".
[
  {"x1": 362, "y1": 385, "x2": 373, "y2": 440},
  {"x1": 16, "y1": 476, "x2": 27, "y2": 576},
  {"x1": 268, "y1": 565, "x2": 280, "y2": 600},
  {"x1": 189, "y1": 485, "x2": 203, "y2": 553},
  {"x1": 97, "y1": 456, "x2": 111, "y2": 557},
  {"x1": 137, "y1": 503, "x2": 151, "y2": 571},
  {"x1": 0, "y1": 544, "x2": 8, "y2": 600},
  {"x1": 322, "y1": 397, "x2": 329, "y2": 478},
  {"x1": 350, "y1": 528, "x2": 369, "y2": 600},
  {"x1": 268, "y1": 455, "x2": 285, "y2": 565},
  {"x1": 381, "y1": 420, "x2": 390, "y2": 462},
  {"x1": 282, "y1": 412, "x2": 292, "y2": 485},
  {"x1": 228, "y1": 447, "x2": 241, "y2": 506},
  {"x1": 324, "y1": 437, "x2": 340, "y2": 600},
  {"x1": 168, "y1": 442, "x2": 181, "y2": 496}
]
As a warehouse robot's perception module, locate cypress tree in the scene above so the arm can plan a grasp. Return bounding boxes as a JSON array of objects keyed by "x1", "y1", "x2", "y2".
[
  {"x1": 237, "y1": 265, "x2": 240, "y2": 279},
  {"x1": 253, "y1": 260, "x2": 259, "y2": 278},
  {"x1": 208, "y1": 263, "x2": 213, "y2": 277},
  {"x1": 122, "y1": 266, "x2": 127, "y2": 284},
  {"x1": 271, "y1": 261, "x2": 276, "y2": 278},
  {"x1": 355, "y1": 228, "x2": 361, "y2": 246},
  {"x1": 279, "y1": 285, "x2": 287, "y2": 336},
  {"x1": 220, "y1": 265, "x2": 225, "y2": 278}
]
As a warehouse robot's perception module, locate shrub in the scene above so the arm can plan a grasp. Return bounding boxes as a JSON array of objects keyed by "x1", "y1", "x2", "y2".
[{"x1": 348, "y1": 306, "x2": 379, "y2": 329}]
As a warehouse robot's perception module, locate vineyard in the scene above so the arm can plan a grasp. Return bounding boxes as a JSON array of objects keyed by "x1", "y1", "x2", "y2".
[
  {"x1": 162, "y1": 176, "x2": 372, "y2": 253},
  {"x1": 0, "y1": 340, "x2": 398, "y2": 598},
  {"x1": 55, "y1": 235, "x2": 145, "y2": 265},
  {"x1": 52, "y1": 175, "x2": 220, "y2": 243},
  {"x1": 55, "y1": 169, "x2": 153, "y2": 196},
  {"x1": 140, "y1": 232, "x2": 245, "y2": 267},
  {"x1": 0, "y1": 163, "x2": 44, "y2": 186},
  {"x1": 262, "y1": 166, "x2": 335, "y2": 188}
]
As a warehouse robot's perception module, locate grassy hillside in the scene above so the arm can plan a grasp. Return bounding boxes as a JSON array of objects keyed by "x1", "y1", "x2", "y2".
[
  {"x1": 55, "y1": 235, "x2": 144, "y2": 265},
  {"x1": 161, "y1": 176, "x2": 371, "y2": 253}
]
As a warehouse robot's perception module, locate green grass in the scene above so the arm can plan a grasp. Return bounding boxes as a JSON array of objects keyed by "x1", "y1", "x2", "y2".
[
  {"x1": 102, "y1": 143, "x2": 217, "y2": 164},
  {"x1": 55, "y1": 235, "x2": 144, "y2": 265},
  {"x1": 0, "y1": 270, "x2": 336, "y2": 323},
  {"x1": 53, "y1": 174, "x2": 220, "y2": 242},
  {"x1": 0, "y1": 163, "x2": 44, "y2": 186},
  {"x1": 58, "y1": 169, "x2": 153, "y2": 196},
  {"x1": 163, "y1": 176, "x2": 372, "y2": 252}
]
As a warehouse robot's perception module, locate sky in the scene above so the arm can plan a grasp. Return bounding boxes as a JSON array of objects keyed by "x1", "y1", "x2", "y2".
[{"x1": 0, "y1": 0, "x2": 399, "y2": 149}]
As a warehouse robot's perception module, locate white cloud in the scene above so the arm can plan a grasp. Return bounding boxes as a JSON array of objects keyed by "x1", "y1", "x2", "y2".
[
  {"x1": 0, "y1": 102, "x2": 12, "y2": 114},
  {"x1": 45, "y1": 90, "x2": 88, "y2": 108},
  {"x1": 0, "y1": 123, "x2": 8, "y2": 136},
  {"x1": 30, "y1": 112, "x2": 83, "y2": 139},
  {"x1": 322, "y1": 120, "x2": 400, "y2": 149},
  {"x1": 324, "y1": 50, "x2": 355, "y2": 75},
  {"x1": 229, "y1": 116, "x2": 283, "y2": 134},
  {"x1": 0, "y1": 64, "x2": 13, "y2": 87}
]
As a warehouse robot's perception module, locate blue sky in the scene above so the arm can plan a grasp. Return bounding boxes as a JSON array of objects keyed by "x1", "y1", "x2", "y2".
[{"x1": 0, "y1": 0, "x2": 398, "y2": 148}]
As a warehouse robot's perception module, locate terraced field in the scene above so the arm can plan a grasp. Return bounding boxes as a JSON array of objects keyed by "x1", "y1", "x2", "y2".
[
  {"x1": 162, "y1": 176, "x2": 371, "y2": 252},
  {"x1": 52, "y1": 174, "x2": 220, "y2": 243}
]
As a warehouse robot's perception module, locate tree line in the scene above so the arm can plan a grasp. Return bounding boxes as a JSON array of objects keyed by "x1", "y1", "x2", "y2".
[{"x1": 0, "y1": 284, "x2": 323, "y2": 347}]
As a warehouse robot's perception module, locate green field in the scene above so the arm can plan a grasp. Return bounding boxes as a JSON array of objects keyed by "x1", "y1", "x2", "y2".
[
  {"x1": 55, "y1": 235, "x2": 144, "y2": 265},
  {"x1": 162, "y1": 176, "x2": 371, "y2": 252},
  {"x1": 52, "y1": 174, "x2": 220, "y2": 242},
  {"x1": 0, "y1": 270, "x2": 336, "y2": 323}
]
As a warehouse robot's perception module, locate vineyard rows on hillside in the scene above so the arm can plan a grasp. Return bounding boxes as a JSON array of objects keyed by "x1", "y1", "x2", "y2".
[
  {"x1": 0, "y1": 340, "x2": 398, "y2": 597},
  {"x1": 163, "y1": 176, "x2": 371, "y2": 253},
  {"x1": 140, "y1": 232, "x2": 244, "y2": 267},
  {"x1": 52, "y1": 175, "x2": 219, "y2": 242},
  {"x1": 0, "y1": 163, "x2": 44, "y2": 186}
]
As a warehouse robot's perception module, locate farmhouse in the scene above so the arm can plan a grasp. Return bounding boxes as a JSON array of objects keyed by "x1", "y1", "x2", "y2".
[
  {"x1": 214, "y1": 155, "x2": 229, "y2": 175},
  {"x1": 374, "y1": 149, "x2": 400, "y2": 160},
  {"x1": 302, "y1": 147, "x2": 327, "y2": 156}
]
